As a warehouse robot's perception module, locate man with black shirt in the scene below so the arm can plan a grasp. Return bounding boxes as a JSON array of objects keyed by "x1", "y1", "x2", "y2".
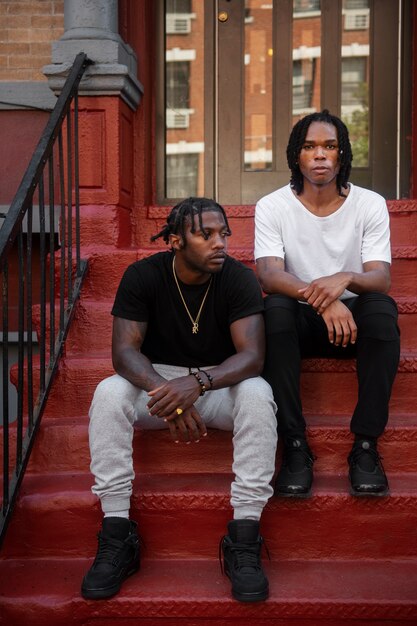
[{"x1": 81, "y1": 197, "x2": 277, "y2": 603}]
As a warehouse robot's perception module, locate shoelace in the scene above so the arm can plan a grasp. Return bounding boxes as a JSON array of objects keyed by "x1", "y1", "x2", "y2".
[
  {"x1": 94, "y1": 533, "x2": 126, "y2": 566},
  {"x1": 349, "y1": 445, "x2": 387, "y2": 476},
  {"x1": 94, "y1": 531, "x2": 141, "y2": 566},
  {"x1": 283, "y1": 437, "x2": 315, "y2": 468},
  {"x1": 218, "y1": 537, "x2": 270, "y2": 575}
]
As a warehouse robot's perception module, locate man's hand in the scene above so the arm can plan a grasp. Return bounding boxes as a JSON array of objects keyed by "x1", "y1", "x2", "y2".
[
  {"x1": 165, "y1": 406, "x2": 207, "y2": 443},
  {"x1": 147, "y1": 375, "x2": 201, "y2": 418},
  {"x1": 321, "y1": 300, "x2": 357, "y2": 347},
  {"x1": 299, "y1": 272, "x2": 351, "y2": 313}
]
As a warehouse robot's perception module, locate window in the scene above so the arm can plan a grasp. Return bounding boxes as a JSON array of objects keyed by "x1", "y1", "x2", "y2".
[
  {"x1": 166, "y1": 61, "x2": 190, "y2": 110},
  {"x1": 344, "y1": 0, "x2": 369, "y2": 9},
  {"x1": 166, "y1": 0, "x2": 191, "y2": 13},
  {"x1": 293, "y1": 59, "x2": 315, "y2": 111},
  {"x1": 293, "y1": 0, "x2": 321, "y2": 14},
  {"x1": 341, "y1": 57, "x2": 366, "y2": 105},
  {"x1": 166, "y1": 154, "x2": 199, "y2": 199}
]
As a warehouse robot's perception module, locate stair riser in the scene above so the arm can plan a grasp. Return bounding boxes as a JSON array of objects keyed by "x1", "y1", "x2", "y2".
[
  {"x1": 74, "y1": 205, "x2": 417, "y2": 248},
  {"x1": 60, "y1": 308, "x2": 417, "y2": 354},
  {"x1": 4, "y1": 496, "x2": 417, "y2": 560},
  {"x1": 9, "y1": 425, "x2": 417, "y2": 475},
  {"x1": 389, "y1": 210, "x2": 417, "y2": 246},
  {"x1": 77, "y1": 251, "x2": 417, "y2": 299},
  {"x1": 390, "y1": 259, "x2": 417, "y2": 298},
  {"x1": 300, "y1": 372, "x2": 416, "y2": 416},
  {"x1": 80, "y1": 249, "x2": 138, "y2": 299},
  {"x1": 2, "y1": 557, "x2": 417, "y2": 626},
  {"x1": 2, "y1": 608, "x2": 416, "y2": 626},
  {"x1": 5, "y1": 614, "x2": 407, "y2": 626},
  {"x1": 40, "y1": 367, "x2": 417, "y2": 418}
]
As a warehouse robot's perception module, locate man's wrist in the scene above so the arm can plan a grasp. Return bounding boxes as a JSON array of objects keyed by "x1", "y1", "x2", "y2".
[
  {"x1": 342, "y1": 271, "x2": 354, "y2": 291},
  {"x1": 199, "y1": 369, "x2": 214, "y2": 390},
  {"x1": 189, "y1": 371, "x2": 207, "y2": 396}
]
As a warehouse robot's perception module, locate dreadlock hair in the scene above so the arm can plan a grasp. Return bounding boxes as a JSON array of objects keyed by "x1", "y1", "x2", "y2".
[
  {"x1": 150, "y1": 197, "x2": 231, "y2": 246},
  {"x1": 286, "y1": 109, "x2": 353, "y2": 196}
]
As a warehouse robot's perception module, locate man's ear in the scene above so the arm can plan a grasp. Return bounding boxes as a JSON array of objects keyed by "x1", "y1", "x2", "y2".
[{"x1": 169, "y1": 233, "x2": 184, "y2": 250}]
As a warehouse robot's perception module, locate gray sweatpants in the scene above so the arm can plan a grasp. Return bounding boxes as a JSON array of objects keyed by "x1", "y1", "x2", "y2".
[{"x1": 88, "y1": 364, "x2": 278, "y2": 521}]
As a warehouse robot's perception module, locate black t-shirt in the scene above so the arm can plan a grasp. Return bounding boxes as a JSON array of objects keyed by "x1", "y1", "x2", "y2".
[{"x1": 111, "y1": 251, "x2": 264, "y2": 367}]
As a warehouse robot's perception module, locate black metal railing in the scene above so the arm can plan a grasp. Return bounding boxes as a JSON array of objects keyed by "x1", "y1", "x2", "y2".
[{"x1": 0, "y1": 52, "x2": 92, "y2": 546}]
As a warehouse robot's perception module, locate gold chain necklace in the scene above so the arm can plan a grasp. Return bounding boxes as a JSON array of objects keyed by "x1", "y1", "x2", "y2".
[{"x1": 172, "y1": 256, "x2": 212, "y2": 334}]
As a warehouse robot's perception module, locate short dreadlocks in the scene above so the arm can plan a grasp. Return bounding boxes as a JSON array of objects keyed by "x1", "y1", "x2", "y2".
[
  {"x1": 286, "y1": 109, "x2": 353, "y2": 196},
  {"x1": 151, "y1": 197, "x2": 231, "y2": 246}
]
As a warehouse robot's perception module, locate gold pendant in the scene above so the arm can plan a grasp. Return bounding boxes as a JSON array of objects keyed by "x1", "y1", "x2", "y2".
[{"x1": 192, "y1": 323, "x2": 198, "y2": 334}]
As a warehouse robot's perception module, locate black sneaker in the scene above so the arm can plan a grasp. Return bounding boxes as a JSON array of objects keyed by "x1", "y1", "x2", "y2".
[
  {"x1": 221, "y1": 519, "x2": 269, "y2": 603},
  {"x1": 348, "y1": 439, "x2": 389, "y2": 496},
  {"x1": 275, "y1": 436, "x2": 314, "y2": 497},
  {"x1": 81, "y1": 517, "x2": 140, "y2": 599}
]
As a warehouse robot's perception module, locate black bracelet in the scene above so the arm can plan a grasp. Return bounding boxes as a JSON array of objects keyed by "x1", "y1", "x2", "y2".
[
  {"x1": 190, "y1": 371, "x2": 207, "y2": 396},
  {"x1": 200, "y1": 369, "x2": 214, "y2": 390}
]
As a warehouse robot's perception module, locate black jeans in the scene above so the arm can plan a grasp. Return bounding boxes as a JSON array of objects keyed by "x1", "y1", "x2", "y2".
[{"x1": 263, "y1": 292, "x2": 400, "y2": 439}]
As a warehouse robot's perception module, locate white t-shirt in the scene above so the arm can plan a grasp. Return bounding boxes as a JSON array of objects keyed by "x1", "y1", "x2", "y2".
[{"x1": 254, "y1": 183, "x2": 391, "y2": 299}]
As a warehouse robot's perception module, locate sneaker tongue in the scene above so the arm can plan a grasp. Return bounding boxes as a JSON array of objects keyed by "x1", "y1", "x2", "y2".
[
  {"x1": 102, "y1": 517, "x2": 131, "y2": 540},
  {"x1": 357, "y1": 441, "x2": 377, "y2": 472},
  {"x1": 286, "y1": 439, "x2": 310, "y2": 472}
]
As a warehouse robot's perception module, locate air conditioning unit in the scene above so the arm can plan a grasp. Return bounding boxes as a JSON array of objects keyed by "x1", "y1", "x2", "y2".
[
  {"x1": 344, "y1": 12, "x2": 370, "y2": 30},
  {"x1": 166, "y1": 109, "x2": 191, "y2": 129},
  {"x1": 166, "y1": 14, "x2": 192, "y2": 35}
]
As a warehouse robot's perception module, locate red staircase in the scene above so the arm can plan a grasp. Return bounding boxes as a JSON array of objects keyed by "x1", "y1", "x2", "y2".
[{"x1": 1, "y1": 202, "x2": 417, "y2": 625}]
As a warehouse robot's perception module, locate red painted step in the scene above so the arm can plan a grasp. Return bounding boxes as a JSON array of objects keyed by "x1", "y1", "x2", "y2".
[
  {"x1": 75, "y1": 244, "x2": 417, "y2": 299},
  {"x1": 2, "y1": 471, "x2": 417, "y2": 560},
  {"x1": 3, "y1": 417, "x2": 416, "y2": 476},
  {"x1": 389, "y1": 206, "x2": 417, "y2": 245},
  {"x1": 1, "y1": 558, "x2": 417, "y2": 626},
  {"x1": 49, "y1": 295, "x2": 417, "y2": 355},
  {"x1": 38, "y1": 353, "x2": 417, "y2": 418},
  {"x1": 9, "y1": 351, "x2": 417, "y2": 424}
]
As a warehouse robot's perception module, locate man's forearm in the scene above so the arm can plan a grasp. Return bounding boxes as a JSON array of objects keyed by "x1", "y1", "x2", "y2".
[
  {"x1": 112, "y1": 347, "x2": 166, "y2": 391},
  {"x1": 346, "y1": 269, "x2": 391, "y2": 295},
  {"x1": 260, "y1": 269, "x2": 309, "y2": 299},
  {"x1": 201, "y1": 351, "x2": 263, "y2": 391}
]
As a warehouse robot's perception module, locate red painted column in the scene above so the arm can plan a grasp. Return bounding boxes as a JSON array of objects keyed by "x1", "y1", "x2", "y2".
[{"x1": 76, "y1": 96, "x2": 135, "y2": 248}]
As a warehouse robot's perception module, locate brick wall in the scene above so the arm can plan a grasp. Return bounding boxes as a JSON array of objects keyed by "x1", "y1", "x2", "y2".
[{"x1": 0, "y1": 1, "x2": 64, "y2": 81}]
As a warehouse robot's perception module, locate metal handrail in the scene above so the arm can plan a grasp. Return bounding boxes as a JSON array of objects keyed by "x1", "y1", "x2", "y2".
[{"x1": 0, "y1": 52, "x2": 92, "y2": 546}]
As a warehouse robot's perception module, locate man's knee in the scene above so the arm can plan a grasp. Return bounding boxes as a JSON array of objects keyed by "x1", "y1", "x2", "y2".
[
  {"x1": 234, "y1": 376, "x2": 276, "y2": 410},
  {"x1": 264, "y1": 294, "x2": 298, "y2": 334},
  {"x1": 90, "y1": 375, "x2": 135, "y2": 413},
  {"x1": 354, "y1": 293, "x2": 400, "y2": 341}
]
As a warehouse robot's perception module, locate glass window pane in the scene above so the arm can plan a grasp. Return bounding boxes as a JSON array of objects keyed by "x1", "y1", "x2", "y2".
[
  {"x1": 166, "y1": 0, "x2": 191, "y2": 13},
  {"x1": 244, "y1": 1, "x2": 273, "y2": 171},
  {"x1": 293, "y1": 0, "x2": 321, "y2": 14},
  {"x1": 292, "y1": 0, "x2": 321, "y2": 121},
  {"x1": 165, "y1": 1, "x2": 204, "y2": 198},
  {"x1": 167, "y1": 154, "x2": 199, "y2": 198},
  {"x1": 166, "y1": 62, "x2": 190, "y2": 109},
  {"x1": 341, "y1": 0, "x2": 370, "y2": 167}
]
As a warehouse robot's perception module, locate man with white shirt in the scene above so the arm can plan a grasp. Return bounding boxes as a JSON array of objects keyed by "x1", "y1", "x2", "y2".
[{"x1": 255, "y1": 110, "x2": 400, "y2": 498}]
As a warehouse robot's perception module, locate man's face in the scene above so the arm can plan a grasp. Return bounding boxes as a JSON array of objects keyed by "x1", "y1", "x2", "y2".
[
  {"x1": 177, "y1": 210, "x2": 229, "y2": 274},
  {"x1": 298, "y1": 121, "x2": 341, "y2": 187}
]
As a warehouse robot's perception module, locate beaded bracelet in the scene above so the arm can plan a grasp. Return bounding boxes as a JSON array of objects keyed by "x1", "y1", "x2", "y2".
[
  {"x1": 200, "y1": 369, "x2": 214, "y2": 390},
  {"x1": 190, "y1": 371, "x2": 207, "y2": 396}
]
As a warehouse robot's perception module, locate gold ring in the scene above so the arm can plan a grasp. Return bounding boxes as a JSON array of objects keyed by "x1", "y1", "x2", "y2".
[{"x1": 176, "y1": 407, "x2": 183, "y2": 415}]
